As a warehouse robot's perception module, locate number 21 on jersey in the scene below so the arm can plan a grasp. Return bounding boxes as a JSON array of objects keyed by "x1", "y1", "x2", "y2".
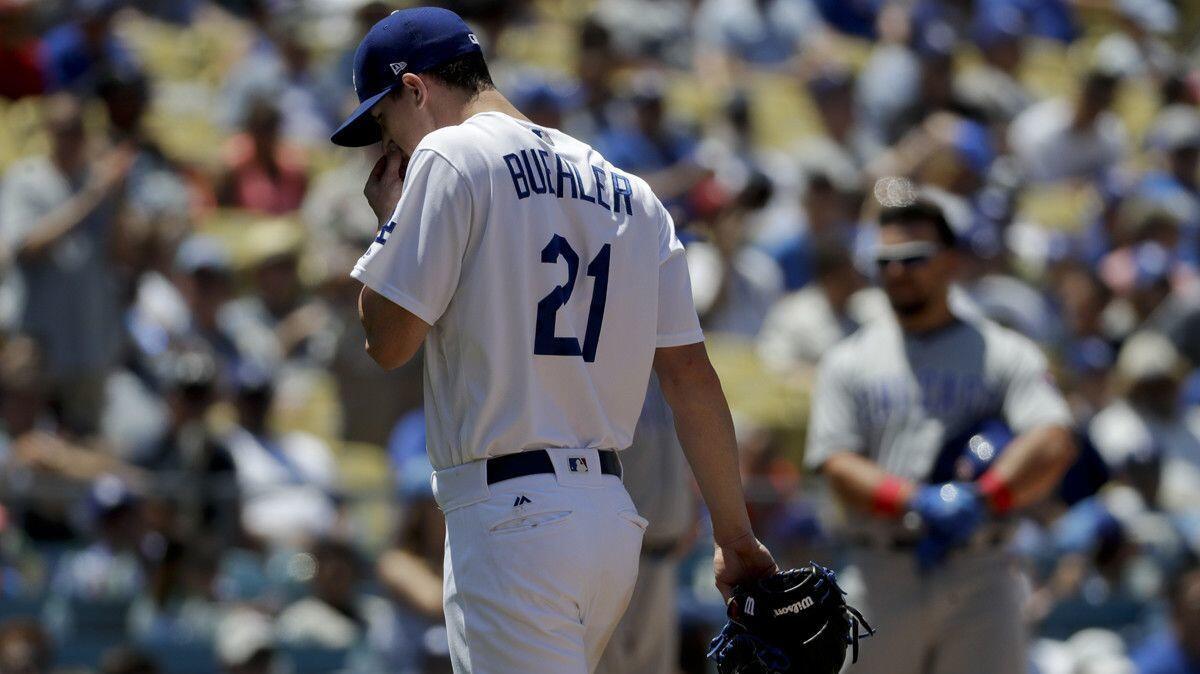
[{"x1": 534, "y1": 234, "x2": 610, "y2": 363}]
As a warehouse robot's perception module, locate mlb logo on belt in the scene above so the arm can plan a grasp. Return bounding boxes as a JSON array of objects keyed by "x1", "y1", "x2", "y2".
[{"x1": 568, "y1": 457, "x2": 589, "y2": 473}]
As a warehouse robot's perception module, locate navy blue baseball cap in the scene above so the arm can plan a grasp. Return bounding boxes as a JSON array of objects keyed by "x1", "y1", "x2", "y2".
[{"x1": 331, "y1": 7, "x2": 482, "y2": 147}]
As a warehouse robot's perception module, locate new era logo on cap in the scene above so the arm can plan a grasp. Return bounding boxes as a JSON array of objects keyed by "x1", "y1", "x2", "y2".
[{"x1": 390, "y1": 62, "x2": 407, "y2": 75}]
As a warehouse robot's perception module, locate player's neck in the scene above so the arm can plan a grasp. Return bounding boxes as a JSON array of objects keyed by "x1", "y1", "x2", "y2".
[
  {"x1": 459, "y1": 89, "x2": 532, "y2": 124},
  {"x1": 896, "y1": 297, "x2": 956, "y2": 335}
]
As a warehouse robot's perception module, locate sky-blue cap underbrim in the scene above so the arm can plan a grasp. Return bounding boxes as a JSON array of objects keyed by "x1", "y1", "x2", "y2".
[{"x1": 330, "y1": 86, "x2": 394, "y2": 147}]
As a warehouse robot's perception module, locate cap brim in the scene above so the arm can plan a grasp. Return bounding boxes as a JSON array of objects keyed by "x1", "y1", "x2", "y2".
[{"x1": 330, "y1": 87, "x2": 392, "y2": 147}]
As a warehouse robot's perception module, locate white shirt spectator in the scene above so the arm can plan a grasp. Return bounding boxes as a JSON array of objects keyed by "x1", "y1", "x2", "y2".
[
  {"x1": 1009, "y1": 98, "x2": 1128, "y2": 183},
  {"x1": 687, "y1": 240, "x2": 783, "y2": 338},
  {"x1": 758, "y1": 287, "x2": 889, "y2": 372},
  {"x1": 226, "y1": 428, "x2": 339, "y2": 546}
]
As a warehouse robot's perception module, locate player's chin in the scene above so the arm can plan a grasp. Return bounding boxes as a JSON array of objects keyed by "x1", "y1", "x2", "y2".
[{"x1": 887, "y1": 294, "x2": 928, "y2": 316}]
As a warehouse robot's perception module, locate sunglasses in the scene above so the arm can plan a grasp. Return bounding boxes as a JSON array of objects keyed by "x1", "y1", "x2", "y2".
[{"x1": 874, "y1": 241, "x2": 940, "y2": 270}]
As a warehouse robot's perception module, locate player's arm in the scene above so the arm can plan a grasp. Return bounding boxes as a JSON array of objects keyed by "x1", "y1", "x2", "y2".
[
  {"x1": 654, "y1": 342, "x2": 777, "y2": 596},
  {"x1": 820, "y1": 451, "x2": 916, "y2": 519},
  {"x1": 11, "y1": 144, "x2": 135, "y2": 260},
  {"x1": 352, "y1": 148, "x2": 470, "y2": 370},
  {"x1": 805, "y1": 347, "x2": 917, "y2": 519},
  {"x1": 980, "y1": 343, "x2": 1078, "y2": 513},
  {"x1": 358, "y1": 285, "x2": 429, "y2": 369},
  {"x1": 976, "y1": 424, "x2": 1075, "y2": 512}
]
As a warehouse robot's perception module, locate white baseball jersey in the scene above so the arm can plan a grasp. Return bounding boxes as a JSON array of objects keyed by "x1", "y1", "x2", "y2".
[{"x1": 351, "y1": 111, "x2": 704, "y2": 469}]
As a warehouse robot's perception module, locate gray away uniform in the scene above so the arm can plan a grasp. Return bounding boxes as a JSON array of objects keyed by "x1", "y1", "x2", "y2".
[{"x1": 806, "y1": 314, "x2": 1071, "y2": 674}]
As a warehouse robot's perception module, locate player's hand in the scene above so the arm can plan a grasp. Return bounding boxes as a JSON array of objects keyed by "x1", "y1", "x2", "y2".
[
  {"x1": 86, "y1": 142, "x2": 137, "y2": 197},
  {"x1": 911, "y1": 482, "x2": 985, "y2": 571},
  {"x1": 364, "y1": 144, "x2": 409, "y2": 227},
  {"x1": 714, "y1": 532, "x2": 778, "y2": 601}
]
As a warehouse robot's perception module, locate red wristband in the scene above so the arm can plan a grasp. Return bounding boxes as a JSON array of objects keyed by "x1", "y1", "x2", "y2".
[
  {"x1": 978, "y1": 470, "x2": 1015, "y2": 515},
  {"x1": 871, "y1": 476, "x2": 909, "y2": 518}
]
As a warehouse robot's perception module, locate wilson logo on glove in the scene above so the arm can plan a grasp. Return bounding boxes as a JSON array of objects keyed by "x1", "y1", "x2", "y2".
[{"x1": 772, "y1": 596, "x2": 814, "y2": 617}]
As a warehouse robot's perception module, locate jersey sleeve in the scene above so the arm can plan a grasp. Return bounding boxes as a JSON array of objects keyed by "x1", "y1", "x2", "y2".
[
  {"x1": 804, "y1": 348, "x2": 866, "y2": 470},
  {"x1": 654, "y1": 203, "x2": 704, "y2": 348},
  {"x1": 350, "y1": 149, "x2": 473, "y2": 326},
  {"x1": 1002, "y1": 339, "x2": 1073, "y2": 433}
]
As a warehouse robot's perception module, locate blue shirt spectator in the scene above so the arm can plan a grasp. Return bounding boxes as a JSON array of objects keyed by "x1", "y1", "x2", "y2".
[{"x1": 39, "y1": 3, "x2": 136, "y2": 94}]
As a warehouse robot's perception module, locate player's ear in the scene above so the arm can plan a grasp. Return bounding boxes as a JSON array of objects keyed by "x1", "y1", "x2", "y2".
[{"x1": 401, "y1": 72, "x2": 428, "y2": 109}]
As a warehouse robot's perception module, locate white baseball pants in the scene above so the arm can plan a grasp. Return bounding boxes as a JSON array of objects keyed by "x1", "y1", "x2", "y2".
[{"x1": 432, "y1": 448, "x2": 646, "y2": 674}]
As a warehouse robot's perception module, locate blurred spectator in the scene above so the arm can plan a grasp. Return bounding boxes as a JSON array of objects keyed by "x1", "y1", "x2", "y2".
[
  {"x1": 224, "y1": 364, "x2": 339, "y2": 548},
  {"x1": 300, "y1": 149, "x2": 379, "y2": 250},
  {"x1": 377, "y1": 411, "x2": 449, "y2": 673},
  {"x1": 1130, "y1": 565, "x2": 1200, "y2": 674},
  {"x1": 693, "y1": 0, "x2": 825, "y2": 71},
  {"x1": 883, "y1": 21, "x2": 983, "y2": 146},
  {"x1": 133, "y1": 348, "x2": 238, "y2": 544},
  {"x1": 98, "y1": 646, "x2": 159, "y2": 674},
  {"x1": 1029, "y1": 499, "x2": 1153, "y2": 641},
  {"x1": 0, "y1": 337, "x2": 142, "y2": 546},
  {"x1": 758, "y1": 240, "x2": 888, "y2": 373},
  {"x1": 596, "y1": 377, "x2": 697, "y2": 674},
  {"x1": 214, "y1": 608, "x2": 275, "y2": 674},
  {"x1": 956, "y1": 6, "x2": 1032, "y2": 124},
  {"x1": 1053, "y1": 264, "x2": 1117, "y2": 420},
  {"x1": 1137, "y1": 106, "x2": 1200, "y2": 267},
  {"x1": 1098, "y1": 241, "x2": 1200, "y2": 356},
  {"x1": 798, "y1": 68, "x2": 881, "y2": 170},
  {"x1": 0, "y1": 1, "x2": 45, "y2": 100},
  {"x1": 1009, "y1": 68, "x2": 1128, "y2": 184},
  {"x1": 325, "y1": 242, "x2": 423, "y2": 446},
  {"x1": 687, "y1": 173, "x2": 784, "y2": 337},
  {"x1": 0, "y1": 619, "x2": 52, "y2": 674},
  {"x1": 1089, "y1": 332, "x2": 1200, "y2": 515},
  {"x1": 595, "y1": 73, "x2": 705, "y2": 205},
  {"x1": 590, "y1": 0, "x2": 693, "y2": 67},
  {"x1": 218, "y1": 100, "x2": 309, "y2": 215},
  {"x1": 275, "y1": 539, "x2": 404, "y2": 667},
  {"x1": 0, "y1": 94, "x2": 131, "y2": 434},
  {"x1": 223, "y1": 220, "x2": 335, "y2": 366},
  {"x1": 38, "y1": 0, "x2": 136, "y2": 94},
  {"x1": 127, "y1": 538, "x2": 225, "y2": 646},
  {"x1": 95, "y1": 69, "x2": 192, "y2": 238},
  {"x1": 135, "y1": 234, "x2": 240, "y2": 368},
  {"x1": 765, "y1": 165, "x2": 863, "y2": 290},
  {"x1": 1092, "y1": 0, "x2": 1179, "y2": 81},
  {"x1": 562, "y1": 18, "x2": 618, "y2": 141},
  {"x1": 220, "y1": 18, "x2": 333, "y2": 147},
  {"x1": 49, "y1": 476, "x2": 145, "y2": 601}
]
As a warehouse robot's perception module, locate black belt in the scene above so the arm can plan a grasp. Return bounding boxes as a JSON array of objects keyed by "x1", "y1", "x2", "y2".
[{"x1": 486, "y1": 449, "x2": 621, "y2": 485}]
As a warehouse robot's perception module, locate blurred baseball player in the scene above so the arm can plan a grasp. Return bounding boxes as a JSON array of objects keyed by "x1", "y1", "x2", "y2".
[
  {"x1": 595, "y1": 376, "x2": 697, "y2": 674},
  {"x1": 333, "y1": 8, "x2": 776, "y2": 674},
  {"x1": 805, "y1": 197, "x2": 1077, "y2": 674}
]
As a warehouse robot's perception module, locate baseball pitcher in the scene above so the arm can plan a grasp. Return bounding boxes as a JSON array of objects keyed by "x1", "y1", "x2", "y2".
[{"x1": 334, "y1": 8, "x2": 777, "y2": 673}]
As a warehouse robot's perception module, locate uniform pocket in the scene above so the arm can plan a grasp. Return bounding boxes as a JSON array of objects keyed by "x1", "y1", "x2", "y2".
[
  {"x1": 618, "y1": 509, "x2": 649, "y2": 532},
  {"x1": 489, "y1": 510, "x2": 573, "y2": 533}
]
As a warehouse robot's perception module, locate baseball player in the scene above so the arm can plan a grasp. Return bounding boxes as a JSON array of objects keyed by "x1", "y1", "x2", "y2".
[
  {"x1": 333, "y1": 8, "x2": 777, "y2": 674},
  {"x1": 595, "y1": 376, "x2": 697, "y2": 674},
  {"x1": 805, "y1": 197, "x2": 1077, "y2": 674}
]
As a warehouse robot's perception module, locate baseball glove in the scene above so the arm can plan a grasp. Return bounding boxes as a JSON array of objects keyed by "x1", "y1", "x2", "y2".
[{"x1": 707, "y1": 564, "x2": 873, "y2": 674}]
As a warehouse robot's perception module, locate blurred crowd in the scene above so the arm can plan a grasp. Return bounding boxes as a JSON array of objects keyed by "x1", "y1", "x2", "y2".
[{"x1": 2, "y1": 0, "x2": 1200, "y2": 672}]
